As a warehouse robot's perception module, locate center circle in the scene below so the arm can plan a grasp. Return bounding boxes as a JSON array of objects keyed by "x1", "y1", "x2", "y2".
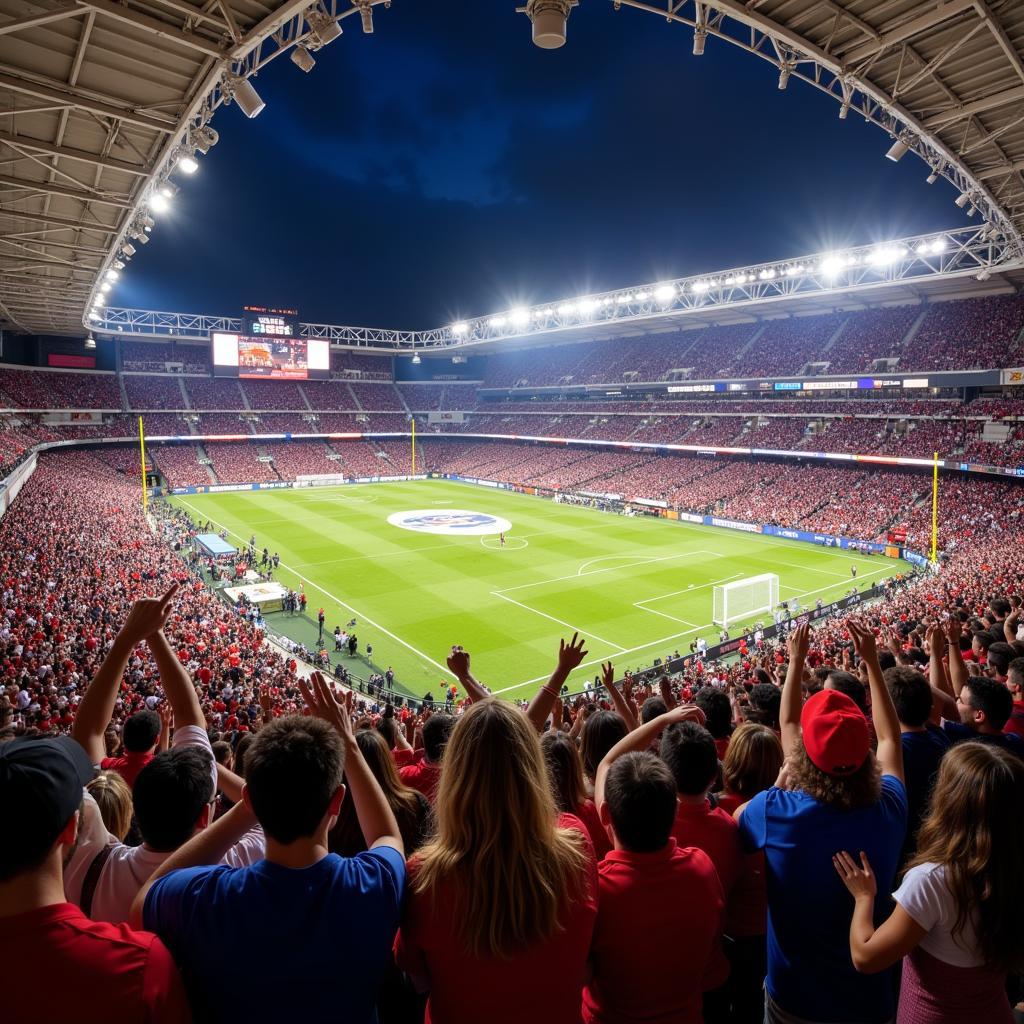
[{"x1": 387, "y1": 509, "x2": 512, "y2": 536}]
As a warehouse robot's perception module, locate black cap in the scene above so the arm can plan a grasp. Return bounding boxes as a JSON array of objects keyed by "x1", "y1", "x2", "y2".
[{"x1": 0, "y1": 737, "x2": 95, "y2": 873}]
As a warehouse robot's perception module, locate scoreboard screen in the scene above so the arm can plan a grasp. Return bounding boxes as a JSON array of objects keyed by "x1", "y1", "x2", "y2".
[{"x1": 211, "y1": 332, "x2": 330, "y2": 380}]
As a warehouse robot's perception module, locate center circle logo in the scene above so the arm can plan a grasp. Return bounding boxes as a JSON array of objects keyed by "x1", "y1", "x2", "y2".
[{"x1": 387, "y1": 509, "x2": 512, "y2": 536}]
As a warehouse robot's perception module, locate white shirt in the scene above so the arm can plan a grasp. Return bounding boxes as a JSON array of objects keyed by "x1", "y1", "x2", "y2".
[
  {"x1": 65, "y1": 725, "x2": 265, "y2": 924},
  {"x1": 893, "y1": 861, "x2": 983, "y2": 968}
]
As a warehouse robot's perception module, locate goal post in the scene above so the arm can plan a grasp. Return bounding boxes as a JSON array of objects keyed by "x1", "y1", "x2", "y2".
[{"x1": 713, "y1": 573, "x2": 780, "y2": 628}]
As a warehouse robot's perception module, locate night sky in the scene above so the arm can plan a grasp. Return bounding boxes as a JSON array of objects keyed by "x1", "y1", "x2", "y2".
[{"x1": 118, "y1": 2, "x2": 972, "y2": 330}]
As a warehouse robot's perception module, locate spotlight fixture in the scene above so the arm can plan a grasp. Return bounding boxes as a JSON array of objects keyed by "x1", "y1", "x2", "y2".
[
  {"x1": 224, "y1": 73, "x2": 265, "y2": 119},
  {"x1": 88, "y1": 310, "x2": 101, "y2": 321},
  {"x1": 838, "y1": 101, "x2": 849, "y2": 120},
  {"x1": 355, "y1": 0, "x2": 373, "y2": 33},
  {"x1": 885, "y1": 136, "x2": 910, "y2": 162},
  {"x1": 149, "y1": 193, "x2": 170, "y2": 214},
  {"x1": 84, "y1": 334, "x2": 96, "y2": 349},
  {"x1": 307, "y1": 7, "x2": 342, "y2": 45},
  {"x1": 291, "y1": 44, "x2": 316, "y2": 72},
  {"x1": 411, "y1": 352, "x2": 421, "y2": 364},
  {"x1": 778, "y1": 64, "x2": 792, "y2": 90},
  {"x1": 925, "y1": 167, "x2": 939, "y2": 185},
  {"x1": 100, "y1": 282, "x2": 111, "y2": 293},
  {"x1": 159, "y1": 182, "x2": 179, "y2": 199},
  {"x1": 451, "y1": 322, "x2": 468, "y2": 336},
  {"x1": 654, "y1": 284, "x2": 676, "y2": 303},
  {"x1": 510, "y1": 308, "x2": 531, "y2": 325},
  {"x1": 692, "y1": 26, "x2": 706, "y2": 55},
  {"x1": 141, "y1": 214, "x2": 155, "y2": 230},
  {"x1": 976, "y1": 269, "x2": 991, "y2": 282},
  {"x1": 192, "y1": 125, "x2": 219, "y2": 154},
  {"x1": 105, "y1": 269, "x2": 119, "y2": 281},
  {"x1": 955, "y1": 191, "x2": 972, "y2": 208},
  {"x1": 121, "y1": 242, "x2": 136, "y2": 258},
  {"x1": 178, "y1": 152, "x2": 199, "y2": 174},
  {"x1": 524, "y1": 0, "x2": 576, "y2": 49},
  {"x1": 113, "y1": 260, "x2": 125, "y2": 271}
]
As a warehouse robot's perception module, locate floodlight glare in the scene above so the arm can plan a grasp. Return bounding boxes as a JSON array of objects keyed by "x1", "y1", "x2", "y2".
[
  {"x1": 557, "y1": 303, "x2": 574, "y2": 315},
  {"x1": 634, "y1": 290, "x2": 649, "y2": 301},
  {"x1": 654, "y1": 284, "x2": 675, "y2": 302},
  {"x1": 510, "y1": 307, "x2": 530, "y2": 325},
  {"x1": 100, "y1": 282, "x2": 111, "y2": 293},
  {"x1": 178, "y1": 153, "x2": 199, "y2": 174},
  {"x1": 488, "y1": 316, "x2": 507, "y2": 328},
  {"x1": 105, "y1": 269, "x2": 119, "y2": 281},
  {"x1": 88, "y1": 310, "x2": 101, "y2": 321},
  {"x1": 931, "y1": 237, "x2": 947, "y2": 253},
  {"x1": 451, "y1": 322, "x2": 468, "y2": 335},
  {"x1": 692, "y1": 280, "x2": 709, "y2": 293},
  {"x1": 885, "y1": 137, "x2": 910, "y2": 162},
  {"x1": 819, "y1": 255, "x2": 844, "y2": 276},
  {"x1": 149, "y1": 193, "x2": 170, "y2": 214}
]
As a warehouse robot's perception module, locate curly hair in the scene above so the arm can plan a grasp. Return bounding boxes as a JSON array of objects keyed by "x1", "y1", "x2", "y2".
[{"x1": 787, "y1": 737, "x2": 881, "y2": 811}]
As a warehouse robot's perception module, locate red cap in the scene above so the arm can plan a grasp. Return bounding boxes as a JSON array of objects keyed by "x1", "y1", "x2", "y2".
[{"x1": 801, "y1": 689, "x2": 870, "y2": 776}]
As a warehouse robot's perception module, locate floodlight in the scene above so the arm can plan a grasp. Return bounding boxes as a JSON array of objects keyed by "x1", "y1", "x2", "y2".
[
  {"x1": 121, "y1": 243, "x2": 136, "y2": 258},
  {"x1": 149, "y1": 193, "x2": 170, "y2": 214},
  {"x1": 526, "y1": 0, "x2": 574, "y2": 49},
  {"x1": 178, "y1": 153, "x2": 199, "y2": 174},
  {"x1": 84, "y1": 334, "x2": 96, "y2": 349},
  {"x1": 488, "y1": 316, "x2": 507, "y2": 328},
  {"x1": 291, "y1": 44, "x2": 316, "y2": 72},
  {"x1": 510, "y1": 308, "x2": 530, "y2": 325},
  {"x1": 113, "y1": 260, "x2": 125, "y2": 271},
  {"x1": 778, "y1": 65, "x2": 791, "y2": 90},
  {"x1": 93, "y1": 295, "x2": 105, "y2": 307},
  {"x1": 925, "y1": 168, "x2": 938, "y2": 184},
  {"x1": 976, "y1": 269, "x2": 991, "y2": 282},
  {"x1": 885, "y1": 137, "x2": 910, "y2": 162},
  {"x1": 819, "y1": 255, "x2": 844, "y2": 276},
  {"x1": 758, "y1": 268, "x2": 775, "y2": 280},
  {"x1": 411, "y1": 352, "x2": 421, "y2": 364},
  {"x1": 141, "y1": 214, "x2": 155, "y2": 230},
  {"x1": 106, "y1": 269, "x2": 119, "y2": 281},
  {"x1": 692, "y1": 280, "x2": 709, "y2": 293},
  {"x1": 931, "y1": 237, "x2": 947, "y2": 253},
  {"x1": 307, "y1": 8, "x2": 342, "y2": 45},
  {"x1": 355, "y1": 0, "x2": 373, "y2": 33},
  {"x1": 955, "y1": 191, "x2": 971, "y2": 208},
  {"x1": 88, "y1": 310, "x2": 101, "y2": 321},
  {"x1": 654, "y1": 284, "x2": 675, "y2": 302},
  {"x1": 451, "y1": 322, "x2": 468, "y2": 335},
  {"x1": 620, "y1": 294, "x2": 635, "y2": 303},
  {"x1": 193, "y1": 125, "x2": 219, "y2": 154},
  {"x1": 225, "y1": 74, "x2": 265, "y2": 119},
  {"x1": 966, "y1": 205, "x2": 977, "y2": 217},
  {"x1": 159, "y1": 182, "x2": 178, "y2": 199},
  {"x1": 100, "y1": 282, "x2": 111, "y2": 293},
  {"x1": 634, "y1": 290, "x2": 649, "y2": 300},
  {"x1": 838, "y1": 102, "x2": 849, "y2": 120},
  {"x1": 692, "y1": 27, "x2": 706, "y2": 55},
  {"x1": 557, "y1": 303, "x2": 574, "y2": 315}
]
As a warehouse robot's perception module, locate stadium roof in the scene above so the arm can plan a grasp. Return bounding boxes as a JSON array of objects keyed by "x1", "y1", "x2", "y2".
[{"x1": 2, "y1": 0, "x2": 1024, "y2": 338}]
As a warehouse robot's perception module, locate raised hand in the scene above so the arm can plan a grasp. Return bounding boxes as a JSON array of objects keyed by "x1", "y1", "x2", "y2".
[
  {"x1": 662, "y1": 703, "x2": 706, "y2": 728},
  {"x1": 601, "y1": 661, "x2": 615, "y2": 691},
  {"x1": 299, "y1": 671, "x2": 353, "y2": 742},
  {"x1": 446, "y1": 645, "x2": 471, "y2": 681},
  {"x1": 123, "y1": 583, "x2": 179, "y2": 643},
  {"x1": 557, "y1": 632, "x2": 588, "y2": 674},
  {"x1": 659, "y1": 674, "x2": 677, "y2": 710},
  {"x1": 848, "y1": 619, "x2": 878, "y2": 663},
  {"x1": 258, "y1": 685, "x2": 274, "y2": 722},
  {"x1": 943, "y1": 614, "x2": 962, "y2": 646},
  {"x1": 788, "y1": 621, "x2": 810, "y2": 661},
  {"x1": 832, "y1": 850, "x2": 877, "y2": 901},
  {"x1": 925, "y1": 622, "x2": 943, "y2": 655}
]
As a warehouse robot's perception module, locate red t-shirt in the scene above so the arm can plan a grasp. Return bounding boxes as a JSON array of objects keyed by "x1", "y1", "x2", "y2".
[
  {"x1": 583, "y1": 840, "x2": 724, "y2": 1024},
  {"x1": 395, "y1": 815, "x2": 598, "y2": 1024},
  {"x1": 101, "y1": 750, "x2": 154, "y2": 788},
  {"x1": 399, "y1": 759, "x2": 442, "y2": 804},
  {"x1": 0, "y1": 903, "x2": 189, "y2": 1024},
  {"x1": 671, "y1": 799, "x2": 742, "y2": 896},
  {"x1": 714, "y1": 736, "x2": 730, "y2": 761},
  {"x1": 574, "y1": 798, "x2": 612, "y2": 861}
]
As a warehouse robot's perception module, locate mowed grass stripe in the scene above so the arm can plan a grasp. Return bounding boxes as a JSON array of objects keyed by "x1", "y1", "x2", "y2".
[{"x1": 169, "y1": 481, "x2": 904, "y2": 700}]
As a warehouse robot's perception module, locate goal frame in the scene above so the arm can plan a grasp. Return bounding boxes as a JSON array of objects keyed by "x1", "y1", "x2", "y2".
[{"x1": 713, "y1": 573, "x2": 780, "y2": 628}]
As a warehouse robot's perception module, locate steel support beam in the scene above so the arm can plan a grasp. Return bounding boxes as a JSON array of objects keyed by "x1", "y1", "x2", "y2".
[
  {"x1": 841, "y1": 0, "x2": 977, "y2": 64},
  {"x1": 0, "y1": 130, "x2": 150, "y2": 176},
  {"x1": 0, "y1": 174, "x2": 132, "y2": 209}
]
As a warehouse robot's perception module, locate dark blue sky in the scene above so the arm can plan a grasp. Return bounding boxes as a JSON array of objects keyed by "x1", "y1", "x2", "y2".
[{"x1": 118, "y1": 1, "x2": 971, "y2": 329}]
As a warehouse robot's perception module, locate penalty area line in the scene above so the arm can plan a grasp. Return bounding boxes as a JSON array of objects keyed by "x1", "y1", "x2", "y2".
[
  {"x1": 173, "y1": 498, "x2": 451, "y2": 677},
  {"x1": 490, "y1": 592, "x2": 626, "y2": 653}
]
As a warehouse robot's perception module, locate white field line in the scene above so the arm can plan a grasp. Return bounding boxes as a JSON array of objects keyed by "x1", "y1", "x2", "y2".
[
  {"x1": 491, "y1": 564, "x2": 896, "y2": 695},
  {"x1": 635, "y1": 607, "x2": 700, "y2": 627},
  {"x1": 769, "y1": 558, "x2": 859, "y2": 580},
  {"x1": 631, "y1": 573, "x2": 743, "y2": 627},
  {"x1": 496, "y1": 549, "x2": 723, "y2": 597},
  {"x1": 575, "y1": 549, "x2": 722, "y2": 577},
  {"x1": 491, "y1": 592, "x2": 627, "y2": 652},
  {"x1": 174, "y1": 498, "x2": 452, "y2": 677}
]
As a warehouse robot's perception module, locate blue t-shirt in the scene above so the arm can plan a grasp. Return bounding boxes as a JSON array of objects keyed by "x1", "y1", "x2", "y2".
[
  {"x1": 739, "y1": 775, "x2": 907, "y2": 1023},
  {"x1": 941, "y1": 720, "x2": 1024, "y2": 755},
  {"x1": 900, "y1": 728, "x2": 950, "y2": 860},
  {"x1": 144, "y1": 847, "x2": 405, "y2": 1023}
]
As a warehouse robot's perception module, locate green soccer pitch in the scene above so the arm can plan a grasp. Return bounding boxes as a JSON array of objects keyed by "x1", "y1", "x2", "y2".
[{"x1": 168, "y1": 479, "x2": 906, "y2": 702}]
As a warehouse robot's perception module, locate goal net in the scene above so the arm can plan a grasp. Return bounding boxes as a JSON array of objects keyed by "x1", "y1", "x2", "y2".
[{"x1": 713, "y1": 573, "x2": 780, "y2": 628}]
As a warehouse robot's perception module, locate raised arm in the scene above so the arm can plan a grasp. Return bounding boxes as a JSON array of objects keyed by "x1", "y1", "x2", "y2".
[
  {"x1": 301, "y1": 673, "x2": 403, "y2": 855},
  {"x1": 72, "y1": 585, "x2": 178, "y2": 764},
  {"x1": 146, "y1": 627, "x2": 205, "y2": 731},
  {"x1": 525, "y1": 633, "x2": 588, "y2": 733},
  {"x1": 942, "y1": 616, "x2": 968, "y2": 700},
  {"x1": 849, "y1": 620, "x2": 903, "y2": 783},
  {"x1": 603, "y1": 662, "x2": 639, "y2": 732},
  {"x1": 1004, "y1": 609, "x2": 1020, "y2": 644},
  {"x1": 925, "y1": 623, "x2": 957, "y2": 724},
  {"x1": 593, "y1": 703, "x2": 706, "y2": 810},
  {"x1": 445, "y1": 646, "x2": 489, "y2": 704},
  {"x1": 780, "y1": 622, "x2": 809, "y2": 759}
]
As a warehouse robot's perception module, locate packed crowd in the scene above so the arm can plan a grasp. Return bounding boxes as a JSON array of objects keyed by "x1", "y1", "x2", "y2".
[{"x1": 3, "y1": 443, "x2": 1023, "y2": 1024}]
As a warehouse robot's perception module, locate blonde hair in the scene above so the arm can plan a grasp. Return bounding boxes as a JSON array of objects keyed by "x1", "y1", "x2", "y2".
[
  {"x1": 413, "y1": 699, "x2": 589, "y2": 957},
  {"x1": 86, "y1": 770, "x2": 134, "y2": 841}
]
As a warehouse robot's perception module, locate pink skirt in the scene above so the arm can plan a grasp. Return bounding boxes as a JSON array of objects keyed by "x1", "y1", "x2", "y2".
[{"x1": 897, "y1": 946, "x2": 1012, "y2": 1024}]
